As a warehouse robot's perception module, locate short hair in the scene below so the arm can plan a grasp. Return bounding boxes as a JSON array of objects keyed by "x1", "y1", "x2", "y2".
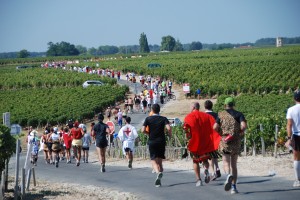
[
  {"x1": 152, "y1": 104, "x2": 160, "y2": 114},
  {"x1": 193, "y1": 102, "x2": 200, "y2": 110},
  {"x1": 204, "y1": 100, "x2": 213, "y2": 110},
  {"x1": 125, "y1": 117, "x2": 131, "y2": 123},
  {"x1": 98, "y1": 113, "x2": 104, "y2": 121}
]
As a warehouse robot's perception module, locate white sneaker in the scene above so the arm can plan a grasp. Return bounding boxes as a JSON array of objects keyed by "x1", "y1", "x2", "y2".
[
  {"x1": 196, "y1": 180, "x2": 203, "y2": 187},
  {"x1": 293, "y1": 180, "x2": 300, "y2": 187},
  {"x1": 231, "y1": 185, "x2": 239, "y2": 194},
  {"x1": 224, "y1": 174, "x2": 233, "y2": 191},
  {"x1": 204, "y1": 169, "x2": 210, "y2": 184},
  {"x1": 155, "y1": 172, "x2": 163, "y2": 187}
]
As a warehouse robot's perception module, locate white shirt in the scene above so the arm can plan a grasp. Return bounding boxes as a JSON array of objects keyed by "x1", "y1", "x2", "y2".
[
  {"x1": 118, "y1": 124, "x2": 138, "y2": 153},
  {"x1": 286, "y1": 104, "x2": 300, "y2": 136}
]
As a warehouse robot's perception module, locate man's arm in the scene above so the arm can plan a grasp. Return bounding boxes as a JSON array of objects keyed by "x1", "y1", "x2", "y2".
[
  {"x1": 165, "y1": 124, "x2": 172, "y2": 138},
  {"x1": 141, "y1": 126, "x2": 146, "y2": 134},
  {"x1": 285, "y1": 119, "x2": 293, "y2": 148}
]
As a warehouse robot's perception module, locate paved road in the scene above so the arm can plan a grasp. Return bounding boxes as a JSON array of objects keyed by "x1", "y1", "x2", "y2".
[
  {"x1": 9, "y1": 79, "x2": 300, "y2": 199},
  {"x1": 10, "y1": 153, "x2": 300, "y2": 200}
]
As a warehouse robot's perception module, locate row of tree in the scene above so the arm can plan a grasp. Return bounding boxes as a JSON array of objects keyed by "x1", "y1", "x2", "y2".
[{"x1": 1, "y1": 35, "x2": 300, "y2": 58}]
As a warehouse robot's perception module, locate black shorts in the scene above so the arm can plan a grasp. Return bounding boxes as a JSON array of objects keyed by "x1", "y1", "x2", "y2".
[
  {"x1": 82, "y1": 147, "x2": 90, "y2": 151},
  {"x1": 292, "y1": 135, "x2": 300, "y2": 151},
  {"x1": 124, "y1": 147, "x2": 132, "y2": 153},
  {"x1": 96, "y1": 140, "x2": 108, "y2": 149},
  {"x1": 148, "y1": 142, "x2": 165, "y2": 160}
]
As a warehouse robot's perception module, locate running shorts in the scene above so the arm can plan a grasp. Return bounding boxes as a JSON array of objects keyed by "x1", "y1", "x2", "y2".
[
  {"x1": 292, "y1": 134, "x2": 300, "y2": 151},
  {"x1": 96, "y1": 140, "x2": 108, "y2": 149},
  {"x1": 72, "y1": 139, "x2": 83, "y2": 147},
  {"x1": 82, "y1": 147, "x2": 90, "y2": 151},
  {"x1": 148, "y1": 142, "x2": 165, "y2": 160}
]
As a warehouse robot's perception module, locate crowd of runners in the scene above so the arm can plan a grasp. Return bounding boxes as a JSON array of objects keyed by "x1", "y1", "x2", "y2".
[{"x1": 25, "y1": 68, "x2": 300, "y2": 195}]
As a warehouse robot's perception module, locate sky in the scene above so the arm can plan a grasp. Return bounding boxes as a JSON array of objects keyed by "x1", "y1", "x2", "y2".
[{"x1": 0, "y1": 0, "x2": 299, "y2": 52}]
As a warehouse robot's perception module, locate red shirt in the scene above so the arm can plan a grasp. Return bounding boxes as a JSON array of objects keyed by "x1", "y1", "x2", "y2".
[{"x1": 70, "y1": 127, "x2": 83, "y2": 139}]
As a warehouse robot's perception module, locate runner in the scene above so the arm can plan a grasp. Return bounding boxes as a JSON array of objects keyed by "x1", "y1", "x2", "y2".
[
  {"x1": 142, "y1": 104, "x2": 172, "y2": 187},
  {"x1": 285, "y1": 90, "x2": 300, "y2": 187},
  {"x1": 117, "y1": 109, "x2": 123, "y2": 128},
  {"x1": 142, "y1": 97, "x2": 148, "y2": 114},
  {"x1": 69, "y1": 121, "x2": 84, "y2": 166},
  {"x1": 204, "y1": 100, "x2": 221, "y2": 180},
  {"x1": 41, "y1": 130, "x2": 49, "y2": 164},
  {"x1": 183, "y1": 102, "x2": 221, "y2": 187},
  {"x1": 92, "y1": 113, "x2": 111, "y2": 173},
  {"x1": 213, "y1": 97, "x2": 247, "y2": 194},
  {"x1": 118, "y1": 117, "x2": 138, "y2": 169},
  {"x1": 82, "y1": 128, "x2": 92, "y2": 163},
  {"x1": 105, "y1": 107, "x2": 112, "y2": 121},
  {"x1": 50, "y1": 127, "x2": 62, "y2": 168},
  {"x1": 62, "y1": 127, "x2": 72, "y2": 164}
]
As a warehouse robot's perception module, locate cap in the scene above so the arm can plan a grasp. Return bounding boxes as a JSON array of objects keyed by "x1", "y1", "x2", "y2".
[
  {"x1": 294, "y1": 90, "x2": 300, "y2": 101},
  {"x1": 53, "y1": 127, "x2": 58, "y2": 132},
  {"x1": 224, "y1": 97, "x2": 235, "y2": 105}
]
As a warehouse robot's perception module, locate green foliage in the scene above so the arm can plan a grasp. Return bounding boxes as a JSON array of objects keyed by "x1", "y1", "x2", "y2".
[
  {"x1": 0, "y1": 125, "x2": 16, "y2": 174},
  {"x1": 161, "y1": 35, "x2": 176, "y2": 51},
  {"x1": 47, "y1": 41, "x2": 80, "y2": 56},
  {"x1": 0, "y1": 67, "x2": 128, "y2": 127},
  {"x1": 190, "y1": 41, "x2": 203, "y2": 51},
  {"x1": 139, "y1": 32, "x2": 150, "y2": 53},
  {"x1": 17, "y1": 49, "x2": 30, "y2": 58}
]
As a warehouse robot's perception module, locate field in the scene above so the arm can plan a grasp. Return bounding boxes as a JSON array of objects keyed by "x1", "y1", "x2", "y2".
[{"x1": 1, "y1": 46, "x2": 300, "y2": 151}]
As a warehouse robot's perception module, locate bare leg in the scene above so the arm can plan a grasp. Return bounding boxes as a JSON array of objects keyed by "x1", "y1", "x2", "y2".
[
  {"x1": 230, "y1": 154, "x2": 238, "y2": 184},
  {"x1": 222, "y1": 154, "x2": 231, "y2": 175},
  {"x1": 193, "y1": 162, "x2": 201, "y2": 181}
]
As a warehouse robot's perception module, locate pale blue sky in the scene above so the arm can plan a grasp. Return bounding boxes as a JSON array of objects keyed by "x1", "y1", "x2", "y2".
[{"x1": 0, "y1": 0, "x2": 299, "y2": 52}]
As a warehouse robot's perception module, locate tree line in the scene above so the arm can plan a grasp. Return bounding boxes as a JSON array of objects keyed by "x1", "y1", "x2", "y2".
[{"x1": 1, "y1": 35, "x2": 300, "y2": 59}]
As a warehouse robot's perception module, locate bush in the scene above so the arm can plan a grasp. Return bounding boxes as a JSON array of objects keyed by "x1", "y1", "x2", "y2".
[{"x1": 0, "y1": 125, "x2": 16, "y2": 174}]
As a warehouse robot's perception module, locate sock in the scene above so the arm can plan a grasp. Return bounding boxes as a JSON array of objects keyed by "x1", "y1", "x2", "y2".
[{"x1": 294, "y1": 161, "x2": 300, "y2": 181}]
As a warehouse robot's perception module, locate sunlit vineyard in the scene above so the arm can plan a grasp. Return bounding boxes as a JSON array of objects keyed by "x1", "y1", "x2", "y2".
[
  {"x1": 1, "y1": 46, "x2": 300, "y2": 152},
  {"x1": 0, "y1": 68, "x2": 128, "y2": 127}
]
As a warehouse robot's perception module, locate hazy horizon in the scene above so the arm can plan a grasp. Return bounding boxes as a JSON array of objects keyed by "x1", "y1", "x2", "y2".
[{"x1": 1, "y1": 0, "x2": 299, "y2": 53}]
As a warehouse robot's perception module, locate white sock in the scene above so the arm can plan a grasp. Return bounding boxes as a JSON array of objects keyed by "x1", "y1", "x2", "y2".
[{"x1": 294, "y1": 161, "x2": 300, "y2": 181}]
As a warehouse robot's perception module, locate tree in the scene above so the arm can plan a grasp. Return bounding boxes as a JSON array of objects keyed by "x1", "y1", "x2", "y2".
[
  {"x1": 76, "y1": 45, "x2": 87, "y2": 55},
  {"x1": 190, "y1": 41, "x2": 203, "y2": 51},
  {"x1": 17, "y1": 49, "x2": 30, "y2": 58},
  {"x1": 46, "y1": 41, "x2": 80, "y2": 56},
  {"x1": 139, "y1": 32, "x2": 150, "y2": 53},
  {"x1": 0, "y1": 125, "x2": 16, "y2": 174},
  {"x1": 174, "y1": 39, "x2": 183, "y2": 51},
  {"x1": 87, "y1": 47, "x2": 97, "y2": 56},
  {"x1": 160, "y1": 35, "x2": 176, "y2": 51},
  {"x1": 97, "y1": 45, "x2": 119, "y2": 55}
]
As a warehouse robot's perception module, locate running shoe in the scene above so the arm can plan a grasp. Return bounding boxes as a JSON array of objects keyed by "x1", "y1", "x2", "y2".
[
  {"x1": 293, "y1": 180, "x2": 300, "y2": 187},
  {"x1": 196, "y1": 179, "x2": 203, "y2": 187},
  {"x1": 55, "y1": 161, "x2": 58, "y2": 168},
  {"x1": 155, "y1": 172, "x2": 163, "y2": 187},
  {"x1": 231, "y1": 184, "x2": 238, "y2": 194},
  {"x1": 211, "y1": 174, "x2": 217, "y2": 181},
  {"x1": 128, "y1": 160, "x2": 132, "y2": 169},
  {"x1": 204, "y1": 169, "x2": 210, "y2": 184},
  {"x1": 224, "y1": 174, "x2": 233, "y2": 191},
  {"x1": 101, "y1": 164, "x2": 106, "y2": 173},
  {"x1": 216, "y1": 169, "x2": 221, "y2": 178},
  {"x1": 76, "y1": 161, "x2": 80, "y2": 167}
]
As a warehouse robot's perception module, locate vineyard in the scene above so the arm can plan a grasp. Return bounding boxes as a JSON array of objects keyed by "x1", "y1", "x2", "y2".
[
  {"x1": 1, "y1": 46, "x2": 300, "y2": 153},
  {"x1": 0, "y1": 67, "x2": 128, "y2": 127}
]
